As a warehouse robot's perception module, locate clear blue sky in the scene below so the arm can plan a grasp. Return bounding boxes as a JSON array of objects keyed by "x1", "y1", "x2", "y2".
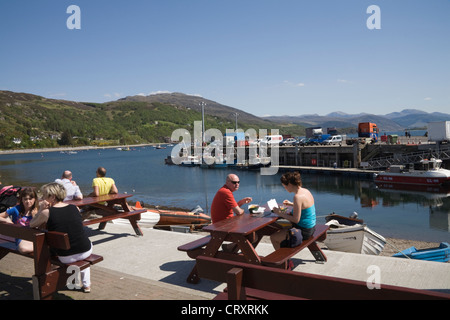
[{"x1": 1, "y1": 0, "x2": 449, "y2": 117}]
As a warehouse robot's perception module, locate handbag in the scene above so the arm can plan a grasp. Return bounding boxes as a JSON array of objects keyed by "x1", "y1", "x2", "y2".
[{"x1": 280, "y1": 227, "x2": 303, "y2": 248}]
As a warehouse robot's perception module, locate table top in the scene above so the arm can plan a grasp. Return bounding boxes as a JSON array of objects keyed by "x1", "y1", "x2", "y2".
[
  {"x1": 65, "y1": 193, "x2": 132, "y2": 206},
  {"x1": 203, "y1": 213, "x2": 279, "y2": 236}
]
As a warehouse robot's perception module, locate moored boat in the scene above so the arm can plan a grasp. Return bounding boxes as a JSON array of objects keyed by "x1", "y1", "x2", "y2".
[
  {"x1": 325, "y1": 212, "x2": 363, "y2": 226},
  {"x1": 180, "y1": 155, "x2": 201, "y2": 167},
  {"x1": 392, "y1": 242, "x2": 450, "y2": 262},
  {"x1": 375, "y1": 158, "x2": 450, "y2": 186},
  {"x1": 112, "y1": 210, "x2": 160, "y2": 228},
  {"x1": 153, "y1": 207, "x2": 211, "y2": 227},
  {"x1": 324, "y1": 213, "x2": 386, "y2": 255}
]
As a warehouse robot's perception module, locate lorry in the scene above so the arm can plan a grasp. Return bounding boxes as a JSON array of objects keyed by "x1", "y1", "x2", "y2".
[
  {"x1": 427, "y1": 121, "x2": 450, "y2": 143},
  {"x1": 346, "y1": 122, "x2": 379, "y2": 145},
  {"x1": 305, "y1": 127, "x2": 323, "y2": 138},
  {"x1": 307, "y1": 134, "x2": 331, "y2": 145}
]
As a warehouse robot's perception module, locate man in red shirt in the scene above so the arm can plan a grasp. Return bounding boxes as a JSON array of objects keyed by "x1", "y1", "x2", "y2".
[{"x1": 211, "y1": 174, "x2": 252, "y2": 223}]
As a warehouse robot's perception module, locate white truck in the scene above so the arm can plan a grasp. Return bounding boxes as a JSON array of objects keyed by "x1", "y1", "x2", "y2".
[{"x1": 427, "y1": 121, "x2": 450, "y2": 142}]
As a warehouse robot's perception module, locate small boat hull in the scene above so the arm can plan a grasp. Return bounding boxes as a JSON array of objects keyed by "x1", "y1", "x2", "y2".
[
  {"x1": 112, "y1": 210, "x2": 160, "y2": 228},
  {"x1": 325, "y1": 220, "x2": 386, "y2": 255},
  {"x1": 325, "y1": 213, "x2": 363, "y2": 226},
  {"x1": 393, "y1": 242, "x2": 450, "y2": 262},
  {"x1": 153, "y1": 209, "x2": 211, "y2": 226}
]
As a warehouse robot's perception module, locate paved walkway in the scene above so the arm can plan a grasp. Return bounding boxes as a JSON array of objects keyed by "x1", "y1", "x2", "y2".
[{"x1": 1, "y1": 223, "x2": 449, "y2": 300}]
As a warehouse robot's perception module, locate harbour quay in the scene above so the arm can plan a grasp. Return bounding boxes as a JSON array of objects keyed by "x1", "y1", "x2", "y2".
[{"x1": 276, "y1": 140, "x2": 450, "y2": 174}]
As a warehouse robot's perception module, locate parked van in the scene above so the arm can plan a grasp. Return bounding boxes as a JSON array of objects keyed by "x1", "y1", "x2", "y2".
[
  {"x1": 322, "y1": 135, "x2": 343, "y2": 145},
  {"x1": 261, "y1": 135, "x2": 283, "y2": 145}
]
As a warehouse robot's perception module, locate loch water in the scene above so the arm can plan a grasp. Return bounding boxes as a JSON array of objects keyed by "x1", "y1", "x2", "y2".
[{"x1": 0, "y1": 146, "x2": 449, "y2": 243}]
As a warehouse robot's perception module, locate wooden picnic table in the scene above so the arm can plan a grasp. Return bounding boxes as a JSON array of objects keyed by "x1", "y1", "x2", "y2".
[
  {"x1": 178, "y1": 211, "x2": 329, "y2": 283},
  {"x1": 65, "y1": 193, "x2": 146, "y2": 236},
  {"x1": 201, "y1": 213, "x2": 280, "y2": 263}
]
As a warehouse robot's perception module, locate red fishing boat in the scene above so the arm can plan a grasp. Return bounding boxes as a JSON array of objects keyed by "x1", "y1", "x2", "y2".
[{"x1": 375, "y1": 158, "x2": 450, "y2": 186}]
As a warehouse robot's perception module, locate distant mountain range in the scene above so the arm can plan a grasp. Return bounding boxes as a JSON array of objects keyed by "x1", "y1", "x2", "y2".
[
  {"x1": 122, "y1": 93, "x2": 450, "y2": 131},
  {"x1": 263, "y1": 109, "x2": 450, "y2": 132}
]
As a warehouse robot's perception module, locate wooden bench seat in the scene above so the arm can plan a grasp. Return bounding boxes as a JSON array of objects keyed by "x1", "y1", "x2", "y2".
[
  {"x1": 0, "y1": 222, "x2": 103, "y2": 300},
  {"x1": 177, "y1": 235, "x2": 211, "y2": 259},
  {"x1": 261, "y1": 224, "x2": 329, "y2": 268},
  {"x1": 196, "y1": 255, "x2": 450, "y2": 300},
  {"x1": 177, "y1": 235, "x2": 212, "y2": 283}
]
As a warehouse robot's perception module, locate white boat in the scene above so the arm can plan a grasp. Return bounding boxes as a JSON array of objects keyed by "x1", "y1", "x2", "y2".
[
  {"x1": 112, "y1": 210, "x2": 160, "y2": 228},
  {"x1": 324, "y1": 219, "x2": 386, "y2": 255},
  {"x1": 180, "y1": 155, "x2": 201, "y2": 167}
]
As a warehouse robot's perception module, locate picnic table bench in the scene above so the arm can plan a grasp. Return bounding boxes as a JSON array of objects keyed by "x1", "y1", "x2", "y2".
[
  {"x1": 0, "y1": 222, "x2": 103, "y2": 300},
  {"x1": 178, "y1": 212, "x2": 329, "y2": 283},
  {"x1": 65, "y1": 193, "x2": 146, "y2": 236},
  {"x1": 196, "y1": 255, "x2": 450, "y2": 300},
  {"x1": 260, "y1": 224, "x2": 329, "y2": 269}
]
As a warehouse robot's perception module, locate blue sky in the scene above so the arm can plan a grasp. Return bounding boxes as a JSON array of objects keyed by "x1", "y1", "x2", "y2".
[{"x1": 1, "y1": 1, "x2": 449, "y2": 117}]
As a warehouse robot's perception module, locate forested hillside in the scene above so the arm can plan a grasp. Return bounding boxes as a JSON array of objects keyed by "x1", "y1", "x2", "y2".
[{"x1": 0, "y1": 91, "x2": 305, "y2": 149}]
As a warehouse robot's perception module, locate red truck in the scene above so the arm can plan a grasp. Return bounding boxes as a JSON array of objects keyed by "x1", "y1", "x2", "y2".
[{"x1": 346, "y1": 122, "x2": 379, "y2": 145}]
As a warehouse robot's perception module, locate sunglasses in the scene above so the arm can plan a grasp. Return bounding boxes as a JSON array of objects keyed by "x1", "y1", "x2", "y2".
[{"x1": 230, "y1": 181, "x2": 240, "y2": 185}]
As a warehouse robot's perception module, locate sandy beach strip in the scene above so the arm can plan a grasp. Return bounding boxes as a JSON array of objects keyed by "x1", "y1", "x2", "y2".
[{"x1": 0, "y1": 144, "x2": 157, "y2": 155}]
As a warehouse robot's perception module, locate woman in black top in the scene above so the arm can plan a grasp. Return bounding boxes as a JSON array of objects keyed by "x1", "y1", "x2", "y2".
[{"x1": 31, "y1": 182, "x2": 93, "y2": 293}]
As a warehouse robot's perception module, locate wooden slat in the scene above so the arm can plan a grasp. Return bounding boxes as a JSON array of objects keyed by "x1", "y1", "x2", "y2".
[
  {"x1": 0, "y1": 222, "x2": 43, "y2": 242},
  {"x1": 65, "y1": 193, "x2": 132, "y2": 207},
  {"x1": 177, "y1": 236, "x2": 211, "y2": 252},
  {"x1": 261, "y1": 224, "x2": 329, "y2": 266}
]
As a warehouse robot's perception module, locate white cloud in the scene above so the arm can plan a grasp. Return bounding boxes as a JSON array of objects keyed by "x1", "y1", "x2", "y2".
[
  {"x1": 149, "y1": 90, "x2": 172, "y2": 95},
  {"x1": 104, "y1": 92, "x2": 122, "y2": 98},
  {"x1": 424, "y1": 97, "x2": 432, "y2": 101},
  {"x1": 283, "y1": 80, "x2": 305, "y2": 87},
  {"x1": 337, "y1": 79, "x2": 352, "y2": 84}
]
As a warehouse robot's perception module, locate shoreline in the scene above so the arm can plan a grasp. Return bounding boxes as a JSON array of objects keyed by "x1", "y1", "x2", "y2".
[
  {"x1": 191, "y1": 228, "x2": 444, "y2": 258},
  {"x1": 0, "y1": 143, "x2": 159, "y2": 155}
]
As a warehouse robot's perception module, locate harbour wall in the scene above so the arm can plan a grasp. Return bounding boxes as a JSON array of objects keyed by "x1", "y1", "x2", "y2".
[{"x1": 277, "y1": 141, "x2": 450, "y2": 171}]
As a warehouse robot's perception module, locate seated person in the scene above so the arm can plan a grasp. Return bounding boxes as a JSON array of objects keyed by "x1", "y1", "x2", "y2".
[
  {"x1": 0, "y1": 187, "x2": 38, "y2": 253},
  {"x1": 55, "y1": 170, "x2": 83, "y2": 201},
  {"x1": 89, "y1": 167, "x2": 118, "y2": 197},
  {"x1": 210, "y1": 173, "x2": 252, "y2": 223}
]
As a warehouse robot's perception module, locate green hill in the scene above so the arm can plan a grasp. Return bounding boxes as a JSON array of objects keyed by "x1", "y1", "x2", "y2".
[{"x1": 0, "y1": 91, "x2": 305, "y2": 149}]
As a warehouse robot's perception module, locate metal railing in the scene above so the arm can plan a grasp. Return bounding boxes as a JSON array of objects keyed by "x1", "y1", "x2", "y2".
[{"x1": 366, "y1": 145, "x2": 450, "y2": 169}]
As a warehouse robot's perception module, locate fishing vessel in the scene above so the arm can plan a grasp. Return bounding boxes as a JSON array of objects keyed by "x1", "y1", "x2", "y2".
[{"x1": 375, "y1": 158, "x2": 450, "y2": 186}]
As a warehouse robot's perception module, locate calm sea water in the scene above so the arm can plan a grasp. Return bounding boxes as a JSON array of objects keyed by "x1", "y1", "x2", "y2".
[{"x1": 0, "y1": 146, "x2": 449, "y2": 243}]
